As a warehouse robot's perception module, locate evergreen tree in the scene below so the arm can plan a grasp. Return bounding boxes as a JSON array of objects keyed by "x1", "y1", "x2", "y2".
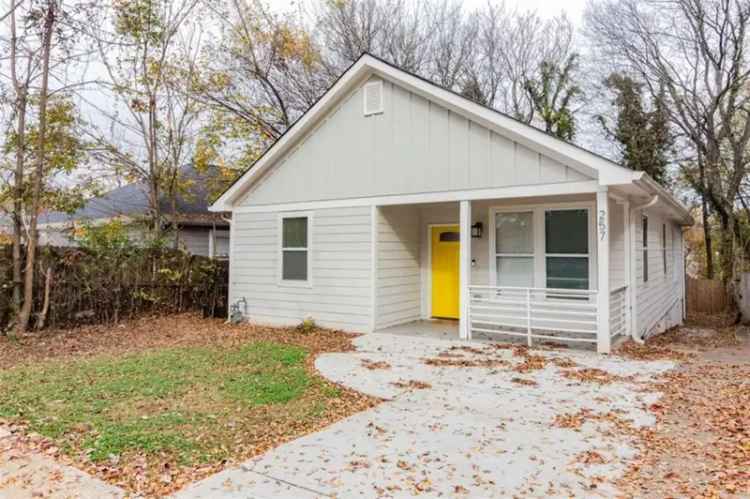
[
  {"x1": 599, "y1": 73, "x2": 672, "y2": 185},
  {"x1": 524, "y1": 54, "x2": 581, "y2": 140}
]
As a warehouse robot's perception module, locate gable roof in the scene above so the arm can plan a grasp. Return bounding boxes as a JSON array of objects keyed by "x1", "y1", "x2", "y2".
[
  {"x1": 40, "y1": 164, "x2": 228, "y2": 227},
  {"x1": 210, "y1": 53, "x2": 692, "y2": 225}
]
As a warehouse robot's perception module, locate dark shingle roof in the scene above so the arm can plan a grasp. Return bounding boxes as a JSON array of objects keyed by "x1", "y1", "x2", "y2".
[{"x1": 39, "y1": 165, "x2": 228, "y2": 226}]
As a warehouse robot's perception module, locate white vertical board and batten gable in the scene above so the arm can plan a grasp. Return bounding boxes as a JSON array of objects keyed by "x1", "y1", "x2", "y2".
[
  {"x1": 211, "y1": 54, "x2": 678, "y2": 213},
  {"x1": 233, "y1": 76, "x2": 593, "y2": 208}
]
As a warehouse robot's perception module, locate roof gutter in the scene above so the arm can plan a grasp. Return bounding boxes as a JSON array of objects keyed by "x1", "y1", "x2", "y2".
[{"x1": 632, "y1": 172, "x2": 694, "y2": 225}]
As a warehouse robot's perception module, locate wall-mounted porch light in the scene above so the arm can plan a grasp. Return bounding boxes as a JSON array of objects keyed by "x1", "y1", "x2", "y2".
[{"x1": 471, "y1": 222, "x2": 483, "y2": 239}]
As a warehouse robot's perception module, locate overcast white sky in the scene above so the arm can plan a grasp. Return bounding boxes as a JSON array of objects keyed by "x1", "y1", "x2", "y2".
[{"x1": 274, "y1": 0, "x2": 589, "y2": 23}]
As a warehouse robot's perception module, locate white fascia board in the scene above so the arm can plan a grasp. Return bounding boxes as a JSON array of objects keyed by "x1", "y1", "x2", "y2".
[{"x1": 231, "y1": 180, "x2": 600, "y2": 214}]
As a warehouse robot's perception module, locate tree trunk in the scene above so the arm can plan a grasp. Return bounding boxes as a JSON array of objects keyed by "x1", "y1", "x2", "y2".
[
  {"x1": 8, "y1": 0, "x2": 26, "y2": 335},
  {"x1": 717, "y1": 212, "x2": 734, "y2": 285},
  {"x1": 16, "y1": 0, "x2": 55, "y2": 334},
  {"x1": 701, "y1": 195, "x2": 714, "y2": 279}
]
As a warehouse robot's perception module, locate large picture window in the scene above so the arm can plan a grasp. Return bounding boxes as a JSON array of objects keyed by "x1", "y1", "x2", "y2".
[
  {"x1": 545, "y1": 209, "x2": 590, "y2": 290},
  {"x1": 281, "y1": 216, "x2": 309, "y2": 282},
  {"x1": 494, "y1": 211, "x2": 534, "y2": 287},
  {"x1": 492, "y1": 206, "x2": 592, "y2": 291}
]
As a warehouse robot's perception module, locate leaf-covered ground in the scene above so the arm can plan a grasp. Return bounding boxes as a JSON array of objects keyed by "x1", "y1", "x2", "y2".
[
  {"x1": 0, "y1": 314, "x2": 378, "y2": 496},
  {"x1": 615, "y1": 319, "x2": 750, "y2": 498}
]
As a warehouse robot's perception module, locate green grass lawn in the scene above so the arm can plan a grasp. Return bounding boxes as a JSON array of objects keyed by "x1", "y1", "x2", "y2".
[{"x1": 0, "y1": 341, "x2": 340, "y2": 467}]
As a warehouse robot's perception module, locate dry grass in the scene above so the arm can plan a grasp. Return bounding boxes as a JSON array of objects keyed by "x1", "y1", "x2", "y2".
[{"x1": 0, "y1": 314, "x2": 378, "y2": 497}]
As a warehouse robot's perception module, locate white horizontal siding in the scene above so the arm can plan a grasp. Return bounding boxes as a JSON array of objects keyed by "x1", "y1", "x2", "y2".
[
  {"x1": 609, "y1": 199, "x2": 626, "y2": 288},
  {"x1": 239, "y1": 78, "x2": 593, "y2": 207},
  {"x1": 634, "y1": 210, "x2": 684, "y2": 337},
  {"x1": 376, "y1": 206, "x2": 421, "y2": 328},
  {"x1": 229, "y1": 206, "x2": 372, "y2": 332}
]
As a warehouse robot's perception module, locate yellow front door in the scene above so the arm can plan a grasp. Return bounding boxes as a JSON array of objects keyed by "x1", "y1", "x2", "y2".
[{"x1": 431, "y1": 225, "x2": 460, "y2": 319}]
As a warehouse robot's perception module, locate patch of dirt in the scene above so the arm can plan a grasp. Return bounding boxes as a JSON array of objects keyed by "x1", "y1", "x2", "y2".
[
  {"x1": 422, "y1": 357, "x2": 511, "y2": 368},
  {"x1": 361, "y1": 359, "x2": 391, "y2": 370},
  {"x1": 510, "y1": 377, "x2": 537, "y2": 386},
  {"x1": 0, "y1": 313, "x2": 360, "y2": 370},
  {"x1": 574, "y1": 450, "x2": 607, "y2": 465},
  {"x1": 512, "y1": 353, "x2": 547, "y2": 373},
  {"x1": 613, "y1": 321, "x2": 750, "y2": 498},
  {"x1": 0, "y1": 313, "x2": 380, "y2": 497},
  {"x1": 390, "y1": 380, "x2": 432, "y2": 390},
  {"x1": 615, "y1": 338, "x2": 693, "y2": 361},
  {"x1": 552, "y1": 409, "x2": 592, "y2": 429},
  {"x1": 562, "y1": 368, "x2": 625, "y2": 385}
]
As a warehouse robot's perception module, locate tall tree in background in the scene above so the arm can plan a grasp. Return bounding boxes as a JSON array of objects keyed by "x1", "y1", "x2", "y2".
[
  {"x1": 0, "y1": 0, "x2": 84, "y2": 333},
  {"x1": 599, "y1": 73, "x2": 672, "y2": 185},
  {"x1": 4, "y1": 0, "x2": 31, "y2": 326},
  {"x1": 473, "y1": 6, "x2": 574, "y2": 123},
  {"x1": 198, "y1": 0, "x2": 579, "y2": 177},
  {"x1": 524, "y1": 54, "x2": 581, "y2": 140},
  {"x1": 586, "y1": 0, "x2": 750, "y2": 282},
  {"x1": 89, "y1": 0, "x2": 201, "y2": 240},
  {"x1": 193, "y1": 0, "x2": 323, "y2": 179}
]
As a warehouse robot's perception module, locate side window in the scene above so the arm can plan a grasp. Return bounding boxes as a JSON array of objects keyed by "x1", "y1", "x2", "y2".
[
  {"x1": 642, "y1": 215, "x2": 649, "y2": 283},
  {"x1": 281, "y1": 216, "x2": 309, "y2": 282},
  {"x1": 545, "y1": 209, "x2": 590, "y2": 290},
  {"x1": 662, "y1": 224, "x2": 667, "y2": 277}
]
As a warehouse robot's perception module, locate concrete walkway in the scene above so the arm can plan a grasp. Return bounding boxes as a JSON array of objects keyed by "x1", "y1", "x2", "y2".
[
  {"x1": 0, "y1": 427, "x2": 124, "y2": 499},
  {"x1": 174, "y1": 333, "x2": 673, "y2": 498}
]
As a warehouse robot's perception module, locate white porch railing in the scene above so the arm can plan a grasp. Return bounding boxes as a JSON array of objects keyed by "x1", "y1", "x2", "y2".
[
  {"x1": 468, "y1": 286, "x2": 599, "y2": 346},
  {"x1": 609, "y1": 285, "x2": 628, "y2": 338}
]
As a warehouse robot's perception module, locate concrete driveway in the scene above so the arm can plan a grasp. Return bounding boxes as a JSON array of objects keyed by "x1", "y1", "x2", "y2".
[{"x1": 175, "y1": 334, "x2": 673, "y2": 498}]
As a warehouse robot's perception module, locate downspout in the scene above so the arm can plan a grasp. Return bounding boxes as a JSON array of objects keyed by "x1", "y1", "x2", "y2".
[{"x1": 629, "y1": 195, "x2": 659, "y2": 344}]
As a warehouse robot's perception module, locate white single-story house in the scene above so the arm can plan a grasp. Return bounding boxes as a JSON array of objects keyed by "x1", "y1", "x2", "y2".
[{"x1": 210, "y1": 54, "x2": 693, "y2": 354}]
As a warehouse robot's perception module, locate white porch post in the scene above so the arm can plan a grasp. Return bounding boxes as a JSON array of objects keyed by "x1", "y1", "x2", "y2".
[
  {"x1": 622, "y1": 200, "x2": 631, "y2": 338},
  {"x1": 596, "y1": 188, "x2": 611, "y2": 354},
  {"x1": 459, "y1": 200, "x2": 471, "y2": 340},
  {"x1": 370, "y1": 205, "x2": 379, "y2": 333}
]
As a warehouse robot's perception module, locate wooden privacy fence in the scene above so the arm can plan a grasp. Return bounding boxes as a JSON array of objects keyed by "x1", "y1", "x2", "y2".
[
  {"x1": 686, "y1": 277, "x2": 729, "y2": 314},
  {"x1": 1, "y1": 245, "x2": 228, "y2": 332}
]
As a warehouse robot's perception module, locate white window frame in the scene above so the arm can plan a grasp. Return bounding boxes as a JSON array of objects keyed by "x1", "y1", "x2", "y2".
[
  {"x1": 489, "y1": 202, "x2": 596, "y2": 291},
  {"x1": 543, "y1": 206, "x2": 595, "y2": 291},
  {"x1": 278, "y1": 212, "x2": 313, "y2": 287},
  {"x1": 492, "y1": 210, "x2": 535, "y2": 288}
]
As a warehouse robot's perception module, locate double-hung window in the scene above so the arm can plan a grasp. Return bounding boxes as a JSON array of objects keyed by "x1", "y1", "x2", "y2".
[
  {"x1": 281, "y1": 216, "x2": 309, "y2": 283},
  {"x1": 545, "y1": 209, "x2": 590, "y2": 290},
  {"x1": 493, "y1": 207, "x2": 591, "y2": 291},
  {"x1": 494, "y1": 211, "x2": 534, "y2": 287}
]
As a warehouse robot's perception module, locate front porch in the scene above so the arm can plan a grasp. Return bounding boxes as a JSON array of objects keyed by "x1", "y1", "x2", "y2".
[{"x1": 372, "y1": 189, "x2": 631, "y2": 354}]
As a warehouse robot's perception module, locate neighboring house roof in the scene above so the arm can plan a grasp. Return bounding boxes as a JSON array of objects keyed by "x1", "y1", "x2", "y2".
[
  {"x1": 40, "y1": 164, "x2": 228, "y2": 228},
  {"x1": 210, "y1": 52, "x2": 692, "y2": 225}
]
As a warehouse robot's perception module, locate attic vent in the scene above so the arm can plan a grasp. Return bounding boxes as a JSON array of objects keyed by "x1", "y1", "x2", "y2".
[{"x1": 363, "y1": 81, "x2": 384, "y2": 116}]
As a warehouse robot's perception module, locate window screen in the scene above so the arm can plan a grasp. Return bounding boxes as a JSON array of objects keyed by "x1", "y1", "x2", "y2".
[
  {"x1": 495, "y1": 212, "x2": 534, "y2": 287},
  {"x1": 545, "y1": 209, "x2": 589, "y2": 290},
  {"x1": 282, "y1": 217, "x2": 308, "y2": 281}
]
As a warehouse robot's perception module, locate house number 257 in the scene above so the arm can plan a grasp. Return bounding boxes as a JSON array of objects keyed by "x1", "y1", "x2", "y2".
[{"x1": 598, "y1": 210, "x2": 607, "y2": 240}]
